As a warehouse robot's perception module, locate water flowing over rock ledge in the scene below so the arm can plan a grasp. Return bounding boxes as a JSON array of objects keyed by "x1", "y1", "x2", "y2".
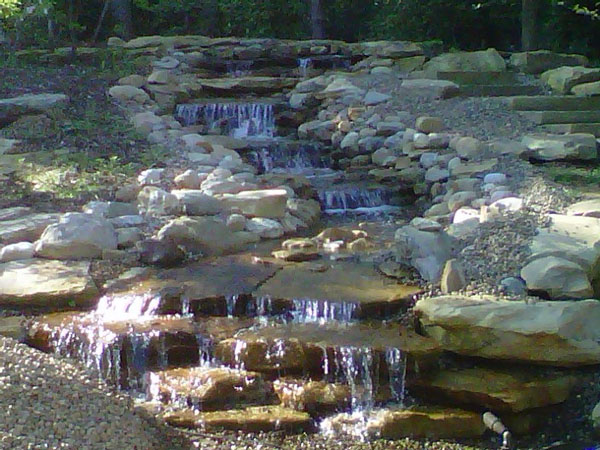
[{"x1": 4, "y1": 35, "x2": 600, "y2": 448}]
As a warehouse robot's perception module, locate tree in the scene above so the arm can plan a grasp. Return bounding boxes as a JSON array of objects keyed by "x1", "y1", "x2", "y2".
[
  {"x1": 111, "y1": 0, "x2": 132, "y2": 39},
  {"x1": 310, "y1": 0, "x2": 325, "y2": 38},
  {"x1": 521, "y1": 0, "x2": 540, "y2": 50}
]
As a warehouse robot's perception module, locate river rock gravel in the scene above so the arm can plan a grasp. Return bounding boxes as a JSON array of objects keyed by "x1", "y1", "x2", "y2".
[{"x1": 0, "y1": 336, "x2": 170, "y2": 450}]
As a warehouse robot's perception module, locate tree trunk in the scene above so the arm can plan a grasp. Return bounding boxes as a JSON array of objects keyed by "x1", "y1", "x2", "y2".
[
  {"x1": 111, "y1": 0, "x2": 133, "y2": 40},
  {"x1": 521, "y1": 0, "x2": 539, "y2": 50},
  {"x1": 310, "y1": 0, "x2": 325, "y2": 39}
]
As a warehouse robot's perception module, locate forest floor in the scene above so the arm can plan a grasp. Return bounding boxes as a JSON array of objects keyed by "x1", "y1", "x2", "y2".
[{"x1": 1, "y1": 56, "x2": 599, "y2": 450}]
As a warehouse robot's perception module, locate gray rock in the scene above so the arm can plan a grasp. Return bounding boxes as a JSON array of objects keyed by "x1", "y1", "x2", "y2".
[
  {"x1": 138, "y1": 168, "x2": 164, "y2": 185},
  {"x1": 137, "y1": 186, "x2": 181, "y2": 216},
  {"x1": 0, "y1": 242, "x2": 34, "y2": 262},
  {"x1": 521, "y1": 256, "x2": 593, "y2": 299},
  {"x1": 425, "y1": 167, "x2": 449, "y2": 183},
  {"x1": 454, "y1": 137, "x2": 485, "y2": 159},
  {"x1": 415, "y1": 116, "x2": 444, "y2": 133},
  {"x1": 34, "y1": 213, "x2": 118, "y2": 260},
  {"x1": 500, "y1": 277, "x2": 527, "y2": 296},
  {"x1": 395, "y1": 225, "x2": 453, "y2": 282},
  {"x1": 363, "y1": 90, "x2": 391, "y2": 106},
  {"x1": 83, "y1": 201, "x2": 138, "y2": 218},
  {"x1": 137, "y1": 238, "x2": 185, "y2": 267},
  {"x1": 440, "y1": 259, "x2": 466, "y2": 294},
  {"x1": 171, "y1": 190, "x2": 224, "y2": 216},
  {"x1": 245, "y1": 218, "x2": 284, "y2": 239},
  {"x1": 521, "y1": 133, "x2": 598, "y2": 161},
  {"x1": 415, "y1": 295, "x2": 600, "y2": 366}
]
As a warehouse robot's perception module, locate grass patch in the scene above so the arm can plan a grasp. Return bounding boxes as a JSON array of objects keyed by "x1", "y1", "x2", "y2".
[{"x1": 543, "y1": 164, "x2": 600, "y2": 190}]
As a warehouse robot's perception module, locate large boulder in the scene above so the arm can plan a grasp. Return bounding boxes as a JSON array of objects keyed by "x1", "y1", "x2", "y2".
[
  {"x1": 509, "y1": 50, "x2": 588, "y2": 74},
  {"x1": 521, "y1": 133, "x2": 597, "y2": 161},
  {"x1": 423, "y1": 48, "x2": 506, "y2": 73},
  {"x1": 157, "y1": 216, "x2": 259, "y2": 256},
  {"x1": 415, "y1": 295, "x2": 600, "y2": 366},
  {"x1": 34, "y1": 213, "x2": 118, "y2": 260},
  {"x1": 0, "y1": 259, "x2": 98, "y2": 308},
  {"x1": 540, "y1": 66, "x2": 600, "y2": 94}
]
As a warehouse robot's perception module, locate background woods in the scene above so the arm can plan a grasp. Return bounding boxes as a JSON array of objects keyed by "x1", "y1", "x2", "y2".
[{"x1": 2, "y1": 0, "x2": 600, "y2": 57}]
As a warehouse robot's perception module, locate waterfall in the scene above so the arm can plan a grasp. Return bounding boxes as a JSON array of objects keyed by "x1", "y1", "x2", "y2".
[
  {"x1": 94, "y1": 292, "x2": 162, "y2": 322},
  {"x1": 385, "y1": 348, "x2": 407, "y2": 405},
  {"x1": 175, "y1": 103, "x2": 275, "y2": 138},
  {"x1": 298, "y1": 57, "x2": 312, "y2": 77},
  {"x1": 291, "y1": 298, "x2": 358, "y2": 323},
  {"x1": 248, "y1": 141, "x2": 329, "y2": 174}
]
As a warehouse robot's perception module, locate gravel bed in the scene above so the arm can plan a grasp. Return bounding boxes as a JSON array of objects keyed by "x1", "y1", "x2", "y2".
[{"x1": 0, "y1": 336, "x2": 170, "y2": 450}]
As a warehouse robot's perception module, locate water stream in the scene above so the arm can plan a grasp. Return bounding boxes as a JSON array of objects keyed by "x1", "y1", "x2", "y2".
[{"x1": 175, "y1": 102, "x2": 275, "y2": 138}]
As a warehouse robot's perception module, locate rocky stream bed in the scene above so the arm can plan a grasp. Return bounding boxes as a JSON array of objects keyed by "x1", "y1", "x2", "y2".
[{"x1": 2, "y1": 38, "x2": 600, "y2": 450}]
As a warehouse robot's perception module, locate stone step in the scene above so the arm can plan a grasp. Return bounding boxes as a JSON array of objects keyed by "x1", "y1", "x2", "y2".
[
  {"x1": 542, "y1": 122, "x2": 600, "y2": 137},
  {"x1": 214, "y1": 321, "x2": 441, "y2": 376},
  {"x1": 459, "y1": 84, "x2": 542, "y2": 97},
  {"x1": 25, "y1": 313, "x2": 254, "y2": 389},
  {"x1": 506, "y1": 95, "x2": 600, "y2": 111},
  {"x1": 433, "y1": 70, "x2": 522, "y2": 85},
  {"x1": 146, "y1": 367, "x2": 277, "y2": 410},
  {"x1": 162, "y1": 405, "x2": 313, "y2": 433},
  {"x1": 520, "y1": 110, "x2": 600, "y2": 125}
]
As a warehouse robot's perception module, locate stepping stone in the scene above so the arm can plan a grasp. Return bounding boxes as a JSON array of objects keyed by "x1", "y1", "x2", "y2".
[
  {"x1": 162, "y1": 405, "x2": 312, "y2": 432},
  {"x1": 0, "y1": 259, "x2": 98, "y2": 309}
]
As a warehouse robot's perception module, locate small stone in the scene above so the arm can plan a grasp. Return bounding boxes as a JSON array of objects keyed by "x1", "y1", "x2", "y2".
[
  {"x1": 440, "y1": 259, "x2": 467, "y2": 294},
  {"x1": 415, "y1": 116, "x2": 444, "y2": 133}
]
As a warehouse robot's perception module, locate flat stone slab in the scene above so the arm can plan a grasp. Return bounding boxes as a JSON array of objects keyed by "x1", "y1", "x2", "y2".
[
  {"x1": 413, "y1": 367, "x2": 576, "y2": 412},
  {"x1": 547, "y1": 214, "x2": 600, "y2": 246},
  {"x1": 322, "y1": 407, "x2": 485, "y2": 440},
  {"x1": 521, "y1": 133, "x2": 597, "y2": 161},
  {"x1": 0, "y1": 213, "x2": 60, "y2": 245},
  {"x1": 566, "y1": 199, "x2": 600, "y2": 218},
  {"x1": 162, "y1": 405, "x2": 312, "y2": 432},
  {"x1": 254, "y1": 261, "x2": 421, "y2": 317},
  {"x1": 415, "y1": 295, "x2": 600, "y2": 366},
  {"x1": 507, "y1": 95, "x2": 600, "y2": 111},
  {"x1": 0, "y1": 259, "x2": 98, "y2": 309},
  {"x1": 198, "y1": 77, "x2": 298, "y2": 94}
]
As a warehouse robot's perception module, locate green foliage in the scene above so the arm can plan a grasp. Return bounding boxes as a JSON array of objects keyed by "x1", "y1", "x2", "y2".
[
  {"x1": 544, "y1": 164, "x2": 600, "y2": 190},
  {"x1": 0, "y1": 0, "x2": 20, "y2": 19}
]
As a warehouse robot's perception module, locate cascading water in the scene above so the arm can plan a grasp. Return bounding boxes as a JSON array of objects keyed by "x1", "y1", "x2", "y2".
[
  {"x1": 291, "y1": 298, "x2": 358, "y2": 323},
  {"x1": 175, "y1": 103, "x2": 275, "y2": 138},
  {"x1": 249, "y1": 140, "x2": 330, "y2": 175},
  {"x1": 320, "y1": 346, "x2": 408, "y2": 439},
  {"x1": 298, "y1": 57, "x2": 312, "y2": 77},
  {"x1": 318, "y1": 186, "x2": 399, "y2": 214},
  {"x1": 94, "y1": 292, "x2": 162, "y2": 322}
]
